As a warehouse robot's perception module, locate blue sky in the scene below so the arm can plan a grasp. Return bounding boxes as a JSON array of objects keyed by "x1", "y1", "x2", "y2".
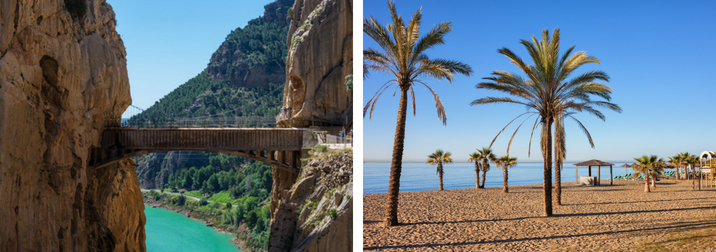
[
  {"x1": 363, "y1": 0, "x2": 716, "y2": 162},
  {"x1": 107, "y1": 0, "x2": 274, "y2": 118}
]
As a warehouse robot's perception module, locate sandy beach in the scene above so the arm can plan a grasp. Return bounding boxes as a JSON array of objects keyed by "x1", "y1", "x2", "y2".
[{"x1": 364, "y1": 179, "x2": 716, "y2": 251}]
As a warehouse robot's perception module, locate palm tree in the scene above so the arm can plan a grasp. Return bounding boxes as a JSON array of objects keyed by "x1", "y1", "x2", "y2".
[
  {"x1": 678, "y1": 152, "x2": 692, "y2": 180},
  {"x1": 668, "y1": 155, "x2": 681, "y2": 179},
  {"x1": 685, "y1": 154, "x2": 699, "y2": 188},
  {"x1": 364, "y1": 1, "x2": 472, "y2": 226},
  {"x1": 495, "y1": 155, "x2": 517, "y2": 193},
  {"x1": 633, "y1": 155, "x2": 659, "y2": 192},
  {"x1": 468, "y1": 152, "x2": 482, "y2": 188},
  {"x1": 477, "y1": 147, "x2": 496, "y2": 188},
  {"x1": 427, "y1": 150, "x2": 453, "y2": 191},
  {"x1": 471, "y1": 28, "x2": 621, "y2": 216},
  {"x1": 650, "y1": 158, "x2": 666, "y2": 188}
]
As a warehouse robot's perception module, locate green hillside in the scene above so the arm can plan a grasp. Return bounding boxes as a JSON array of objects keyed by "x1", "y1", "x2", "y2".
[{"x1": 131, "y1": 0, "x2": 292, "y2": 251}]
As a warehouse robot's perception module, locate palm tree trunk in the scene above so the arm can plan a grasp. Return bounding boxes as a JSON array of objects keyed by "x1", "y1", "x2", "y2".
[
  {"x1": 676, "y1": 165, "x2": 680, "y2": 180},
  {"x1": 644, "y1": 170, "x2": 650, "y2": 192},
  {"x1": 439, "y1": 163, "x2": 444, "y2": 191},
  {"x1": 542, "y1": 118, "x2": 553, "y2": 216},
  {"x1": 554, "y1": 123, "x2": 561, "y2": 206},
  {"x1": 475, "y1": 162, "x2": 480, "y2": 188},
  {"x1": 503, "y1": 167, "x2": 509, "y2": 193},
  {"x1": 651, "y1": 173, "x2": 656, "y2": 188},
  {"x1": 481, "y1": 168, "x2": 487, "y2": 188},
  {"x1": 384, "y1": 87, "x2": 408, "y2": 227}
]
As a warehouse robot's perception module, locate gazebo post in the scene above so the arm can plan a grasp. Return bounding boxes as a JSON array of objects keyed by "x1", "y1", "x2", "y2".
[
  {"x1": 589, "y1": 166, "x2": 592, "y2": 177},
  {"x1": 576, "y1": 165, "x2": 579, "y2": 183},
  {"x1": 610, "y1": 165, "x2": 613, "y2": 185},
  {"x1": 597, "y1": 165, "x2": 601, "y2": 186}
]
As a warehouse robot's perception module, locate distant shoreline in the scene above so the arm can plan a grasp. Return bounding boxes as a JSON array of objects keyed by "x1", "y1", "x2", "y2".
[{"x1": 363, "y1": 177, "x2": 652, "y2": 195}]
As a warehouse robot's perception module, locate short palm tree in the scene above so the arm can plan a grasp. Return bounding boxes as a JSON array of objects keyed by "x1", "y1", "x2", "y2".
[
  {"x1": 678, "y1": 152, "x2": 692, "y2": 179},
  {"x1": 495, "y1": 155, "x2": 517, "y2": 193},
  {"x1": 477, "y1": 147, "x2": 496, "y2": 188},
  {"x1": 468, "y1": 152, "x2": 482, "y2": 188},
  {"x1": 650, "y1": 158, "x2": 666, "y2": 188},
  {"x1": 427, "y1": 150, "x2": 453, "y2": 191},
  {"x1": 668, "y1": 155, "x2": 681, "y2": 179},
  {"x1": 633, "y1": 155, "x2": 659, "y2": 192},
  {"x1": 364, "y1": 1, "x2": 472, "y2": 226},
  {"x1": 471, "y1": 28, "x2": 621, "y2": 215},
  {"x1": 685, "y1": 155, "x2": 699, "y2": 188}
]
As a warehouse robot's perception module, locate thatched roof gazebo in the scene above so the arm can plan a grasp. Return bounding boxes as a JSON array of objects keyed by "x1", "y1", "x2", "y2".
[{"x1": 574, "y1": 159, "x2": 615, "y2": 186}]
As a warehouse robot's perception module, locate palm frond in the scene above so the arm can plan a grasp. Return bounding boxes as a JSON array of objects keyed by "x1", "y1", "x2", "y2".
[
  {"x1": 507, "y1": 114, "x2": 536, "y2": 155},
  {"x1": 487, "y1": 112, "x2": 534, "y2": 148},
  {"x1": 569, "y1": 116, "x2": 594, "y2": 148}
]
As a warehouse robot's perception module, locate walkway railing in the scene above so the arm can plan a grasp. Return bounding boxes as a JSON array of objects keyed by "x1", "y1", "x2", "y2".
[{"x1": 121, "y1": 116, "x2": 277, "y2": 128}]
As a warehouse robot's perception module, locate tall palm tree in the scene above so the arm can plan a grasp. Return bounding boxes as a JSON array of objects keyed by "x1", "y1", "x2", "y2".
[
  {"x1": 364, "y1": 1, "x2": 472, "y2": 226},
  {"x1": 633, "y1": 155, "x2": 659, "y2": 192},
  {"x1": 427, "y1": 150, "x2": 453, "y2": 191},
  {"x1": 468, "y1": 152, "x2": 482, "y2": 188},
  {"x1": 471, "y1": 28, "x2": 621, "y2": 216},
  {"x1": 495, "y1": 155, "x2": 517, "y2": 193},
  {"x1": 477, "y1": 147, "x2": 496, "y2": 188}
]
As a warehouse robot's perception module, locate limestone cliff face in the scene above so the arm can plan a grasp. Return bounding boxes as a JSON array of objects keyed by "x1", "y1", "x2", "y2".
[
  {"x1": 277, "y1": 0, "x2": 353, "y2": 127},
  {"x1": 0, "y1": 1, "x2": 144, "y2": 251},
  {"x1": 269, "y1": 151, "x2": 353, "y2": 252}
]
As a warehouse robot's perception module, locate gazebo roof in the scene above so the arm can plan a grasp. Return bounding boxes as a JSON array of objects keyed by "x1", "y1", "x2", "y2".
[{"x1": 573, "y1": 159, "x2": 614, "y2": 166}]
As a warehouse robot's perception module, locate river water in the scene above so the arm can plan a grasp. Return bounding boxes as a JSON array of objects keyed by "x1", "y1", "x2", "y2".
[
  {"x1": 144, "y1": 205, "x2": 241, "y2": 252},
  {"x1": 364, "y1": 162, "x2": 634, "y2": 194}
]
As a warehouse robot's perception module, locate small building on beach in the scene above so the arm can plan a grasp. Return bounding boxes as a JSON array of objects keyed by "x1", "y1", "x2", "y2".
[{"x1": 574, "y1": 159, "x2": 614, "y2": 186}]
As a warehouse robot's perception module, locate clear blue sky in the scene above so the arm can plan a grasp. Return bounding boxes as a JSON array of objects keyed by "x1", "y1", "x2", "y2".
[
  {"x1": 363, "y1": 0, "x2": 716, "y2": 162},
  {"x1": 107, "y1": 0, "x2": 274, "y2": 118}
]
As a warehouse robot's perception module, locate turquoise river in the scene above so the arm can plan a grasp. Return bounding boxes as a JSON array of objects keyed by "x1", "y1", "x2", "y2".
[{"x1": 144, "y1": 205, "x2": 241, "y2": 252}]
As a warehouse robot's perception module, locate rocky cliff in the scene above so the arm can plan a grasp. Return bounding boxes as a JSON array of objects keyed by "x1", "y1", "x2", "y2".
[
  {"x1": 269, "y1": 151, "x2": 353, "y2": 252},
  {"x1": 277, "y1": 0, "x2": 353, "y2": 127},
  {"x1": 206, "y1": 0, "x2": 292, "y2": 89},
  {"x1": 268, "y1": 0, "x2": 353, "y2": 251},
  {"x1": 0, "y1": 0, "x2": 145, "y2": 251}
]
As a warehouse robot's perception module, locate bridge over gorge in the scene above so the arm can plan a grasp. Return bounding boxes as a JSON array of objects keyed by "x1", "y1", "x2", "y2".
[{"x1": 90, "y1": 126, "x2": 311, "y2": 173}]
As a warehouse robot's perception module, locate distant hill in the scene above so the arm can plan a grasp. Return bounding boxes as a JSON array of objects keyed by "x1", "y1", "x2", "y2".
[{"x1": 127, "y1": 0, "x2": 291, "y2": 125}]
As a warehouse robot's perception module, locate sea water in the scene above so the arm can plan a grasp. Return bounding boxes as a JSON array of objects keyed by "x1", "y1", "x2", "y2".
[
  {"x1": 364, "y1": 162, "x2": 633, "y2": 194},
  {"x1": 144, "y1": 205, "x2": 241, "y2": 252}
]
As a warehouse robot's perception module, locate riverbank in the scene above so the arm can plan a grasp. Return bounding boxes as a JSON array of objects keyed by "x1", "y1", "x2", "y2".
[
  {"x1": 363, "y1": 180, "x2": 716, "y2": 251},
  {"x1": 143, "y1": 194, "x2": 252, "y2": 252}
]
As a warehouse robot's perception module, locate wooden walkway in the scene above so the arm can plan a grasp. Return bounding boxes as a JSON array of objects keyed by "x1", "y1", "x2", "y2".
[{"x1": 90, "y1": 127, "x2": 307, "y2": 173}]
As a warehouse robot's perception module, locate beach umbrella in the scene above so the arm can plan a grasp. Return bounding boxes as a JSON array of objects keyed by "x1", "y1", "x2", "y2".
[{"x1": 620, "y1": 163, "x2": 631, "y2": 174}]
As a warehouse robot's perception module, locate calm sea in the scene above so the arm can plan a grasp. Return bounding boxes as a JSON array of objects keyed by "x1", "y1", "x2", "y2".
[
  {"x1": 144, "y1": 205, "x2": 241, "y2": 252},
  {"x1": 364, "y1": 162, "x2": 633, "y2": 194}
]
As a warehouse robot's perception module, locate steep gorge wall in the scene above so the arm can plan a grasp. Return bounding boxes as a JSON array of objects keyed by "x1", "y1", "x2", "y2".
[
  {"x1": 269, "y1": 152, "x2": 353, "y2": 252},
  {"x1": 0, "y1": 1, "x2": 144, "y2": 251},
  {"x1": 277, "y1": 0, "x2": 353, "y2": 127},
  {"x1": 269, "y1": 1, "x2": 353, "y2": 251}
]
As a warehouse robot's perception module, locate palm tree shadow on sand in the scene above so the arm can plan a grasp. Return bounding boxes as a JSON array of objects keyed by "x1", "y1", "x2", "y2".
[{"x1": 363, "y1": 218, "x2": 716, "y2": 250}]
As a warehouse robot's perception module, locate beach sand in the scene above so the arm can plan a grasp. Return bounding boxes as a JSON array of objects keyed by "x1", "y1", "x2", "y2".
[{"x1": 363, "y1": 179, "x2": 716, "y2": 251}]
